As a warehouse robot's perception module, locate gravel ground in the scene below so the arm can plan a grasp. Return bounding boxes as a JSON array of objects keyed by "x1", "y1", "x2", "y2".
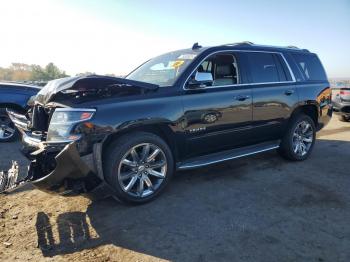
[{"x1": 0, "y1": 116, "x2": 349, "y2": 262}]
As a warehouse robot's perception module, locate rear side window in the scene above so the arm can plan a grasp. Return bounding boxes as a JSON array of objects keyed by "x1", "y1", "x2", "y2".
[
  {"x1": 291, "y1": 53, "x2": 327, "y2": 81},
  {"x1": 245, "y1": 53, "x2": 282, "y2": 83}
]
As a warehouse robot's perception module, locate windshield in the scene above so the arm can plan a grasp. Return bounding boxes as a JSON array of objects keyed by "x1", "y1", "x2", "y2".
[{"x1": 126, "y1": 50, "x2": 198, "y2": 87}]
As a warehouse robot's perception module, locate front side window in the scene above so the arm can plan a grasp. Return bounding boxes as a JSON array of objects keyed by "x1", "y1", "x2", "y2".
[
  {"x1": 245, "y1": 53, "x2": 281, "y2": 83},
  {"x1": 187, "y1": 53, "x2": 239, "y2": 88},
  {"x1": 126, "y1": 51, "x2": 197, "y2": 87}
]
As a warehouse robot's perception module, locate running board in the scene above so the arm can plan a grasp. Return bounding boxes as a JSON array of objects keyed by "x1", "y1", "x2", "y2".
[{"x1": 177, "y1": 140, "x2": 280, "y2": 170}]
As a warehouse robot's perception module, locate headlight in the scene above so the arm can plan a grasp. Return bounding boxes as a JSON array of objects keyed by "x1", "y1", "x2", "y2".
[{"x1": 47, "y1": 108, "x2": 95, "y2": 142}]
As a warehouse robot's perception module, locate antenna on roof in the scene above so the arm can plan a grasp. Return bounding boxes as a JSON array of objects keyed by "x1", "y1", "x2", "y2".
[{"x1": 192, "y1": 42, "x2": 202, "y2": 50}]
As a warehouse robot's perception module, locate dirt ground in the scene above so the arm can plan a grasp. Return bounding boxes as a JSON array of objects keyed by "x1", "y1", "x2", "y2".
[{"x1": 0, "y1": 116, "x2": 349, "y2": 262}]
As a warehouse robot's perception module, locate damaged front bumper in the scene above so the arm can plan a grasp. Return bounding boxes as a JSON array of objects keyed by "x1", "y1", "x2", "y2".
[
  {"x1": 30, "y1": 142, "x2": 94, "y2": 194},
  {"x1": 1, "y1": 140, "x2": 114, "y2": 199},
  {"x1": 1, "y1": 111, "x2": 114, "y2": 199}
]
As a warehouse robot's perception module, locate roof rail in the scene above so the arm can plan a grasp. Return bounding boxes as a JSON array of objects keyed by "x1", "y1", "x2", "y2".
[
  {"x1": 222, "y1": 42, "x2": 310, "y2": 52},
  {"x1": 224, "y1": 41, "x2": 254, "y2": 46},
  {"x1": 286, "y1": 45, "x2": 310, "y2": 52}
]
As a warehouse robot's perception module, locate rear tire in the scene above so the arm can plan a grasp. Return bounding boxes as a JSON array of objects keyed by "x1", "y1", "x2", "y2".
[
  {"x1": 338, "y1": 115, "x2": 350, "y2": 122},
  {"x1": 104, "y1": 131, "x2": 174, "y2": 204},
  {"x1": 278, "y1": 114, "x2": 316, "y2": 161}
]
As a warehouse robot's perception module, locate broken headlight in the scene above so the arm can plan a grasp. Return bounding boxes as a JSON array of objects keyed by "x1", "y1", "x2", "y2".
[{"x1": 47, "y1": 108, "x2": 95, "y2": 142}]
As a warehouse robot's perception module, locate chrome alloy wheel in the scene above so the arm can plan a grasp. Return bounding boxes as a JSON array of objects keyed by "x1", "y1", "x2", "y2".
[
  {"x1": 117, "y1": 143, "x2": 167, "y2": 198},
  {"x1": 0, "y1": 115, "x2": 16, "y2": 140},
  {"x1": 292, "y1": 120, "x2": 314, "y2": 156}
]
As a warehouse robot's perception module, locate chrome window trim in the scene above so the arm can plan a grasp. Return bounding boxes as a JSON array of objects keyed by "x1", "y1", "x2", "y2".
[
  {"x1": 183, "y1": 49, "x2": 296, "y2": 90},
  {"x1": 280, "y1": 53, "x2": 296, "y2": 82}
]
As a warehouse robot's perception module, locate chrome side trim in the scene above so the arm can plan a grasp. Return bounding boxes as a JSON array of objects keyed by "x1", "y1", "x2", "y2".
[
  {"x1": 6, "y1": 110, "x2": 29, "y2": 131},
  {"x1": 22, "y1": 133, "x2": 71, "y2": 148},
  {"x1": 6, "y1": 110, "x2": 28, "y2": 120},
  {"x1": 184, "y1": 81, "x2": 295, "y2": 90},
  {"x1": 11, "y1": 118, "x2": 28, "y2": 130},
  {"x1": 182, "y1": 49, "x2": 296, "y2": 90},
  {"x1": 178, "y1": 145, "x2": 279, "y2": 170}
]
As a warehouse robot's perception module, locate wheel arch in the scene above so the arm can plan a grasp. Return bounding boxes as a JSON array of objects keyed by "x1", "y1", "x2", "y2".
[
  {"x1": 100, "y1": 123, "x2": 180, "y2": 167},
  {"x1": 290, "y1": 103, "x2": 319, "y2": 128}
]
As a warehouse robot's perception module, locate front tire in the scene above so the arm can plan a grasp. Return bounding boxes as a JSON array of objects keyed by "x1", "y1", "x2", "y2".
[
  {"x1": 104, "y1": 132, "x2": 174, "y2": 204},
  {"x1": 278, "y1": 114, "x2": 316, "y2": 161}
]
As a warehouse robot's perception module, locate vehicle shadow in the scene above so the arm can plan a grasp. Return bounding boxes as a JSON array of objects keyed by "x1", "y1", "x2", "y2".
[
  {"x1": 35, "y1": 138, "x2": 350, "y2": 261},
  {"x1": 34, "y1": 156, "x2": 261, "y2": 259},
  {"x1": 36, "y1": 211, "x2": 104, "y2": 257}
]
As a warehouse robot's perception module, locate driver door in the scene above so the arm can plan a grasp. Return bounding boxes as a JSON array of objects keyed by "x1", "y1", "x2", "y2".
[{"x1": 182, "y1": 52, "x2": 253, "y2": 157}]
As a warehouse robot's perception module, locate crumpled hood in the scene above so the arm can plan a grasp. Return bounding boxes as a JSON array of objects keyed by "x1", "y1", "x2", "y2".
[{"x1": 35, "y1": 75, "x2": 159, "y2": 105}]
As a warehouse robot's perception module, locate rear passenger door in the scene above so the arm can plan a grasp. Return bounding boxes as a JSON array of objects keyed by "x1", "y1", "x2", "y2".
[{"x1": 242, "y1": 51, "x2": 298, "y2": 142}]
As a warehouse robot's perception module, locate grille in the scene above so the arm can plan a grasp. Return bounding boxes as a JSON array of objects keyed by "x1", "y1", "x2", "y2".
[{"x1": 29, "y1": 104, "x2": 50, "y2": 131}]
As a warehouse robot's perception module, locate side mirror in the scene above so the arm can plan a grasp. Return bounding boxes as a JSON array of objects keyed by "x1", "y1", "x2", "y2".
[{"x1": 187, "y1": 72, "x2": 213, "y2": 89}]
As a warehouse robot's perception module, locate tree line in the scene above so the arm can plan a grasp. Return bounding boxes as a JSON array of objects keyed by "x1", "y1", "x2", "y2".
[{"x1": 0, "y1": 63, "x2": 69, "y2": 82}]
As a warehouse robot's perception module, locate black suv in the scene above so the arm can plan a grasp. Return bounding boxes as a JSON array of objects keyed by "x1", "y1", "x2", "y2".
[{"x1": 1, "y1": 42, "x2": 332, "y2": 204}]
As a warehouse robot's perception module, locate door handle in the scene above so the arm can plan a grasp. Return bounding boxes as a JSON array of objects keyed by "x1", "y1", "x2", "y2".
[
  {"x1": 284, "y1": 89, "x2": 295, "y2": 96},
  {"x1": 235, "y1": 95, "x2": 251, "y2": 101}
]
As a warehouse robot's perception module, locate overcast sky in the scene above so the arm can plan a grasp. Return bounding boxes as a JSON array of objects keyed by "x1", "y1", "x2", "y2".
[{"x1": 0, "y1": 0, "x2": 349, "y2": 78}]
